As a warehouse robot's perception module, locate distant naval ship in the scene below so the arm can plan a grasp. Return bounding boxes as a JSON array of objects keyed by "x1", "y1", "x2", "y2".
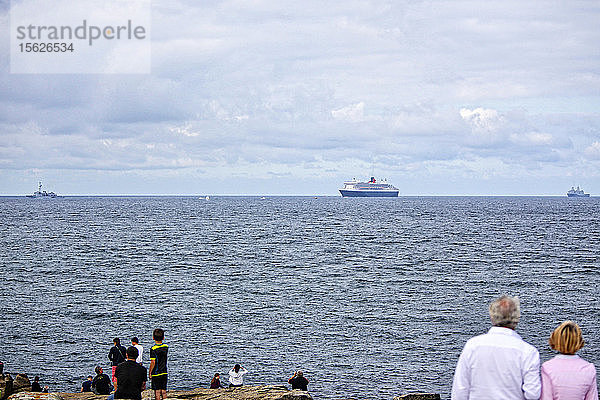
[
  {"x1": 567, "y1": 186, "x2": 590, "y2": 197},
  {"x1": 340, "y1": 177, "x2": 399, "y2": 197},
  {"x1": 26, "y1": 182, "x2": 58, "y2": 198}
]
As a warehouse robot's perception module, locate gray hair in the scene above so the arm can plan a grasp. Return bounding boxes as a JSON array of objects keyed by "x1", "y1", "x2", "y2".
[{"x1": 489, "y1": 295, "x2": 520, "y2": 329}]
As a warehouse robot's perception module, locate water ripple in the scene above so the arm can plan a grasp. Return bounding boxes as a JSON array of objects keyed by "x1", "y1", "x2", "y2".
[{"x1": 0, "y1": 196, "x2": 599, "y2": 399}]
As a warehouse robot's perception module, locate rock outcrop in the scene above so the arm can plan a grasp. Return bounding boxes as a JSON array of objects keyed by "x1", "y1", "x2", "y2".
[
  {"x1": 12, "y1": 376, "x2": 31, "y2": 395},
  {"x1": 1, "y1": 374, "x2": 31, "y2": 400},
  {"x1": 8, "y1": 386, "x2": 313, "y2": 400},
  {"x1": 4, "y1": 381, "x2": 443, "y2": 400},
  {"x1": 166, "y1": 386, "x2": 313, "y2": 400},
  {"x1": 393, "y1": 394, "x2": 440, "y2": 400},
  {"x1": 0, "y1": 374, "x2": 13, "y2": 400}
]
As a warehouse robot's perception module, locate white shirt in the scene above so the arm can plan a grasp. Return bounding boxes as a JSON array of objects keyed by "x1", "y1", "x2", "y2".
[
  {"x1": 452, "y1": 326, "x2": 541, "y2": 400},
  {"x1": 228, "y1": 367, "x2": 248, "y2": 385},
  {"x1": 134, "y1": 344, "x2": 143, "y2": 364}
]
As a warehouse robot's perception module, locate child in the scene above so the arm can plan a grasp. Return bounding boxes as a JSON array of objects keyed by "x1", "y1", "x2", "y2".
[{"x1": 148, "y1": 329, "x2": 168, "y2": 400}]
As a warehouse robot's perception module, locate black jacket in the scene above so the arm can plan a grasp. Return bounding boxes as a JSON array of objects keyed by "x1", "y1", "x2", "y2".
[
  {"x1": 109, "y1": 344, "x2": 127, "y2": 366},
  {"x1": 289, "y1": 376, "x2": 309, "y2": 391},
  {"x1": 92, "y1": 373, "x2": 112, "y2": 395}
]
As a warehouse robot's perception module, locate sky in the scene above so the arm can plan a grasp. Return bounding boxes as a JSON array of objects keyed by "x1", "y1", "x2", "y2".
[{"x1": 1, "y1": 0, "x2": 600, "y2": 195}]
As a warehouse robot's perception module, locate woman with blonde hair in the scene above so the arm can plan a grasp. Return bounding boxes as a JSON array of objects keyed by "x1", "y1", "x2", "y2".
[{"x1": 540, "y1": 321, "x2": 598, "y2": 399}]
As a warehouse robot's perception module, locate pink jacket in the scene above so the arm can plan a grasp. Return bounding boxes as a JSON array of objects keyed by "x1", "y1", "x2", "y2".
[{"x1": 541, "y1": 354, "x2": 598, "y2": 400}]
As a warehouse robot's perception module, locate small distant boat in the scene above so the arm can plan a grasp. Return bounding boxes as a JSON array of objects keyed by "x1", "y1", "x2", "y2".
[
  {"x1": 205, "y1": 196, "x2": 210, "y2": 200},
  {"x1": 26, "y1": 181, "x2": 58, "y2": 198},
  {"x1": 567, "y1": 186, "x2": 590, "y2": 197},
  {"x1": 340, "y1": 177, "x2": 399, "y2": 197}
]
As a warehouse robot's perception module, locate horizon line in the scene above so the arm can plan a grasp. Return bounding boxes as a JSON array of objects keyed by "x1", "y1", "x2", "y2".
[{"x1": 0, "y1": 194, "x2": 588, "y2": 198}]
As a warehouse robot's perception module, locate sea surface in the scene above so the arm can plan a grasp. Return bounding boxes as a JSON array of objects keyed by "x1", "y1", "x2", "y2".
[{"x1": 0, "y1": 196, "x2": 599, "y2": 399}]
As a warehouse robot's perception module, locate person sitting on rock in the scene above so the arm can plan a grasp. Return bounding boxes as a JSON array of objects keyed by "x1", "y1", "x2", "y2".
[
  {"x1": 210, "y1": 373, "x2": 224, "y2": 389},
  {"x1": 92, "y1": 366, "x2": 112, "y2": 395},
  {"x1": 31, "y1": 376, "x2": 42, "y2": 392},
  {"x1": 81, "y1": 375, "x2": 93, "y2": 392},
  {"x1": 228, "y1": 364, "x2": 247, "y2": 388},
  {"x1": 288, "y1": 370, "x2": 309, "y2": 391}
]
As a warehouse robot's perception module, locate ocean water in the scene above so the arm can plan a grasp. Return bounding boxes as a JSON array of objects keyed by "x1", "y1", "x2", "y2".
[{"x1": 0, "y1": 196, "x2": 599, "y2": 399}]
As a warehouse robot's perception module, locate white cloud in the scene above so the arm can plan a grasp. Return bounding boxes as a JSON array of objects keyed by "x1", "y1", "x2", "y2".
[
  {"x1": 584, "y1": 142, "x2": 600, "y2": 159},
  {"x1": 509, "y1": 132, "x2": 554, "y2": 146},
  {"x1": 459, "y1": 107, "x2": 510, "y2": 147},
  {"x1": 460, "y1": 107, "x2": 503, "y2": 132},
  {"x1": 331, "y1": 102, "x2": 365, "y2": 122},
  {"x1": 1, "y1": 0, "x2": 600, "y2": 194},
  {"x1": 170, "y1": 124, "x2": 198, "y2": 137}
]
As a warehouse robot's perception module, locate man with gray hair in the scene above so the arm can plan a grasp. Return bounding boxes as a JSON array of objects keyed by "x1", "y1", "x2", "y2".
[{"x1": 451, "y1": 295, "x2": 541, "y2": 400}]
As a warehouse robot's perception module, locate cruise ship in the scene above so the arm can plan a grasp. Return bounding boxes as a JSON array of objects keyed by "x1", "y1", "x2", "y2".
[
  {"x1": 339, "y1": 177, "x2": 399, "y2": 197},
  {"x1": 567, "y1": 186, "x2": 590, "y2": 197},
  {"x1": 26, "y1": 182, "x2": 58, "y2": 198}
]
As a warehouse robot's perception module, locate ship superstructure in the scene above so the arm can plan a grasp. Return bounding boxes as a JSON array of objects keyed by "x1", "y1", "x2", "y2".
[
  {"x1": 567, "y1": 186, "x2": 590, "y2": 197},
  {"x1": 26, "y1": 182, "x2": 58, "y2": 198},
  {"x1": 339, "y1": 177, "x2": 399, "y2": 197}
]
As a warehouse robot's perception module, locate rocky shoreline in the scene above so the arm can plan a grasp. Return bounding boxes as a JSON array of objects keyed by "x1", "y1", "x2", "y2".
[{"x1": 0, "y1": 374, "x2": 440, "y2": 400}]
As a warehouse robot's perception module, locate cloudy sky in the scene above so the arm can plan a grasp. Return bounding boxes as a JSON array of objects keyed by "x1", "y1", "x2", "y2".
[{"x1": 1, "y1": 0, "x2": 599, "y2": 195}]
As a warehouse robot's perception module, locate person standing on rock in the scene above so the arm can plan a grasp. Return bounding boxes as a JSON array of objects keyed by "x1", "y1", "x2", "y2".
[
  {"x1": 131, "y1": 337, "x2": 144, "y2": 365},
  {"x1": 288, "y1": 370, "x2": 309, "y2": 391},
  {"x1": 149, "y1": 328, "x2": 168, "y2": 400},
  {"x1": 110, "y1": 346, "x2": 147, "y2": 400},
  {"x1": 228, "y1": 364, "x2": 248, "y2": 388},
  {"x1": 108, "y1": 338, "x2": 127, "y2": 384},
  {"x1": 92, "y1": 366, "x2": 112, "y2": 395}
]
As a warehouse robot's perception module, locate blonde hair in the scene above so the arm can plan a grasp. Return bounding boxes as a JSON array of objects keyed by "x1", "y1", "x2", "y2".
[{"x1": 549, "y1": 321, "x2": 584, "y2": 355}]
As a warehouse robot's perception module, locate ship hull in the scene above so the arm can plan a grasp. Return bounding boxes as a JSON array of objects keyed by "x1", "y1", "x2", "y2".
[
  {"x1": 567, "y1": 193, "x2": 590, "y2": 197},
  {"x1": 340, "y1": 189, "x2": 399, "y2": 197}
]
